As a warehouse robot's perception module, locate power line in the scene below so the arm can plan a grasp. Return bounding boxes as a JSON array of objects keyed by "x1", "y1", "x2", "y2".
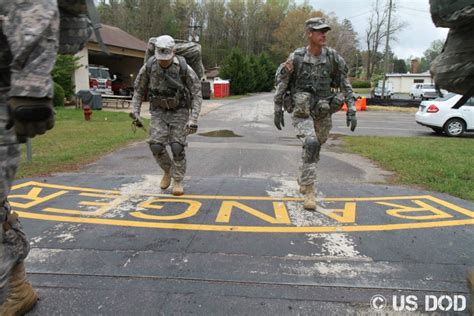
[
  {"x1": 398, "y1": 5, "x2": 431, "y2": 15},
  {"x1": 346, "y1": 10, "x2": 372, "y2": 19}
]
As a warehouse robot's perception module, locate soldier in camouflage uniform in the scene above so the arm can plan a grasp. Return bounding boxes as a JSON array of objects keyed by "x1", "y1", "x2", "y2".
[
  {"x1": 131, "y1": 35, "x2": 202, "y2": 196},
  {"x1": 274, "y1": 17, "x2": 357, "y2": 210},
  {"x1": 1, "y1": 0, "x2": 93, "y2": 313}
]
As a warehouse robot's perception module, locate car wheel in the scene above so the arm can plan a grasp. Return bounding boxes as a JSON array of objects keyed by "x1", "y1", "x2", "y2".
[
  {"x1": 444, "y1": 118, "x2": 465, "y2": 137},
  {"x1": 431, "y1": 127, "x2": 444, "y2": 135}
]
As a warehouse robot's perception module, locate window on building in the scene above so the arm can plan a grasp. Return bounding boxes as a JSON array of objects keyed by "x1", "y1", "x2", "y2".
[{"x1": 414, "y1": 79, "x2": 424, "y2": 83}]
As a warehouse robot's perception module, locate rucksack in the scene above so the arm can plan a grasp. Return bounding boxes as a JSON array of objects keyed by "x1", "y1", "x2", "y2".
[
  {"x1": 429, "y1": 0, "x2": 474, "y2": 107},
  {"x1": 144, "y1": 38, "x2": 204, "y2": 79}
]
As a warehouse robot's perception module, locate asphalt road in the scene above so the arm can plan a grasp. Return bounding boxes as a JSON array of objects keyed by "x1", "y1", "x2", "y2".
[{"x1": 11, "y1": 93, "x2": 473, "y2": 315}]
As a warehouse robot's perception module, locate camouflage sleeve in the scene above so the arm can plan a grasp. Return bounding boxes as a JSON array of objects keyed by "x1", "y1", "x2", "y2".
[
  {"x1": 185, "y1": 65, "x2": 202, "y2": 122},
  {"x1": 3, "y1": 0, "x2": 59, "y2": 98},
  {"x1": 131, "y1": 64, "x2": 149, "y2": 115},
  {"x1": 334, "y1": 53, "x2": 356, "y2": 111},
  {"x1": 274, "y1": 53, "x2": 294, "y2": 112}
]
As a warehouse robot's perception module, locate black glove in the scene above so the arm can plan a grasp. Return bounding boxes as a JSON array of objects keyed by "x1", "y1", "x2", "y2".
[
  {"x1": 346, "y1": 109, "x2": 357, "y2": 132},
  {"x1": 185, "y1": 119, "x2": 198, "y2": 135},
  {"x1": 129, "y1": 112, "x2": 144, "y2": 128},
  {"x1": 7, "y1": 97, "x2": 55, "y2": 141},
  {"x1": 274, "y1": 110, "x2": 284, "y2": 130}
]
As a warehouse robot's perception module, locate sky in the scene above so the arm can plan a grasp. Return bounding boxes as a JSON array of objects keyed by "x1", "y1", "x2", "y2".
[{"x1": 305, "y1": 0, "x2": 449, "y2": 59}]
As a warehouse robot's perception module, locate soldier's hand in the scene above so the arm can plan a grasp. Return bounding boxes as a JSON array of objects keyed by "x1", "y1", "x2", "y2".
[
  {"x1": 185, "y1": 119, "x2": 198, "y2": 135},
  {"x1": 274, "y1": 110, "x2": 284, "y2": 130},
  {"x1": 7, "y1": 97, "x2": 55, "y2": 142},
  {"x1": 346, "y1": 109, "x2": 357, "y2": 132},
  {"x1": 129, "y1": 112, "x2": 144, "y2": 128}
]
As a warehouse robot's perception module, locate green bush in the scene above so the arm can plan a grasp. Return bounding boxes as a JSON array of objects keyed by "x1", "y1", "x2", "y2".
[
  {"x1": 351, "y1": 80, "x2": 371, "y2": 88},
  {"x1": 53, "y1": 82, "x2": 65, "y2": 108},
  {"x1": 52, "y1": 55, "x2": 80, "y2": 99},
  {"x1": 220, "y1": 50, "x2": 277, "y2": 95}
]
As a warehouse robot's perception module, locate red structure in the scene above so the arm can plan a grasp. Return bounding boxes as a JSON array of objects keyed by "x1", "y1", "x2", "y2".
[
  {"x1": 83, "y1": 105, "x2": 93, "y2": 121},
  {"x1": 213, "y1": 79, "x2": 230, "y2": 98}
]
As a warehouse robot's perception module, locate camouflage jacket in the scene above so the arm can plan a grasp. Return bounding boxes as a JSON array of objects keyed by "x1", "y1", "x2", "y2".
[
  {"x1": 274, "y1": 46, "x2": 356, "y2": 112},
  {"x1": 132, "y1": 56, "x2": 202, "y2": 122}
]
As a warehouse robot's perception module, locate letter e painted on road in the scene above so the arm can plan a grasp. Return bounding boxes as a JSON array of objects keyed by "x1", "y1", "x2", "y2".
[{"x1": 9, "y1": 187, "x2": 68, "y2": 209}]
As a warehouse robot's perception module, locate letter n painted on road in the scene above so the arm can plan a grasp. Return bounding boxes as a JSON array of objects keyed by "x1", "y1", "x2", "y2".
[{"x1": 216, "y1": 201, "x2": 290, "y2": 224}]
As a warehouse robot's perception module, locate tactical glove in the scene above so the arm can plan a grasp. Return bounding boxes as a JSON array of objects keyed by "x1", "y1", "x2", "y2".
[
  {"x1": 129, "y1": 112, "x2": 144, "y2": 128},
  {"x1": 185, "y1": 119, "x2": 198, "y2": 135},
  {"x1": 8, "y1": 97, "x2": 55, "y2": 141},
  {"x1": 346, "y1": 109, "x2": 357, "y2": 132},
  {"x1": 274, "y1": 110, "x2": 284, "y2": 130}
]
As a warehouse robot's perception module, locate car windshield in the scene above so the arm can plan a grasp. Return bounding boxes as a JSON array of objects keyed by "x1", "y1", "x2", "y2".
[
  {"x1": 435, "y1": 92, "x2": 458, "y2": 101},
  {"x1": 423, "y1": 84, "x2": 436, "y2": 89}
]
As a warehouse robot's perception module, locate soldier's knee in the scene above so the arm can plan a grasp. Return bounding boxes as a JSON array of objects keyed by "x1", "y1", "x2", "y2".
[
  {"x1": 149, "y1": 143, "x2": 166, "y2": 156},
  {"x1": 170, "y1": 142, "x2": 185, "y2": 161},
  {"x1": 303, "y1": 137, "x2": 320, "y2": 163}
]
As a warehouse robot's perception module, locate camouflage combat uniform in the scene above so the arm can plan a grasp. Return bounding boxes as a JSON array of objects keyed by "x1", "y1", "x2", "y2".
[
  {"x1": 131, "y1": 56, "x2": 202, "y2": 182},
  {"x1": 1, "y1": 0, "x2": 92, "y2": 311},
  {"x1": 274, "y1": 46, "x2": 356, "y2": 186}
]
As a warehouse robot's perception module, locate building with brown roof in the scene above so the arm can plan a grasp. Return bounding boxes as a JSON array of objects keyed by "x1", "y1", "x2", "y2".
[{"x1": 74, "y1": 24, "x2": 147, "y2": 94}]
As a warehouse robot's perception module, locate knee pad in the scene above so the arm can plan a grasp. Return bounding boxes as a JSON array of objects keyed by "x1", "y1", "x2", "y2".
[
  {"x1": 170, "y1": 142, "x2": 185, "y2": 161},
  {"x1": 303, "y1": 137, "x2": 320, "y2": 163},
  {"x1": 149, "y1": 143, "x2": 165, "y2": 156}
]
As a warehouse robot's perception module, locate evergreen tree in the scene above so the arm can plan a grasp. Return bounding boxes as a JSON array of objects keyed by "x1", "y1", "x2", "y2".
[{"x1": 220, "y1": 49, "x2": 252, "y2": 95}]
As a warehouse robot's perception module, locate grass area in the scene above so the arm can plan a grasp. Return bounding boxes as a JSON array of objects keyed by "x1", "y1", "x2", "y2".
[
  {"x1": 18, "y1": 108, "x2": 148, "y2": 178},
  {"x1": 343, "y1": 136, "x2": 474, "y2": 201},
  {"x1": 366, "y1": 105, "x2": 418, "y2": 113},
  {"x1": 353, "y1": 88, "x2": 372, "y2": 94}
]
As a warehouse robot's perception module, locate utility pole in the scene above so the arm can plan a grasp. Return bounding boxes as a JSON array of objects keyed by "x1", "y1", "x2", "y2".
[{"x1": 381, "y1": 0, "x2": 392, "y2": 99}]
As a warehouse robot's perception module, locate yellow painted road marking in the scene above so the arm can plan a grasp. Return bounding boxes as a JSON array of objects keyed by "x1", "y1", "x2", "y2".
[
  {"x1": 10, "y1": 181, "x2": 474, "y2": 233},
  {"x1": 14, "y1": 211, "x2": 474, "y2": 233}
]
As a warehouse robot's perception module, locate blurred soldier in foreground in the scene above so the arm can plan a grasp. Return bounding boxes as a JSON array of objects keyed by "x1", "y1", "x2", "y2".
[
  {"x1": 0, "y1": 0, "x2": 93, "y2": 313},
  {"x1": 131, "y1": 35, "x2": 202, "y2": 196},
  {"x1": 273, "y1": 17, "x2": 357, "y2": 210},
  {"x1": 429, "y1": 1, "x2": 474, "y2": 313}
]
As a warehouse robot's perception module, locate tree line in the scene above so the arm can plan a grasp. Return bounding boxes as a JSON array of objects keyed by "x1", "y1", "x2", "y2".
[{"x1": 97, "y1": 0, "x2": 444, "y2": 92}]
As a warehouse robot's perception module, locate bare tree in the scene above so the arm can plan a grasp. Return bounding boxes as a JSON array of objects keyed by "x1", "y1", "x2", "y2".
[{"x1": 364, "y1": 0, "x2": 404, "y2": 80}]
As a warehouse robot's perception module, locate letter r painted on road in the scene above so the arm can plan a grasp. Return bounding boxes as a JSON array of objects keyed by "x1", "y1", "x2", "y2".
[{"x1": 378, "y1": 200, "x2": 453, "y2": 220}]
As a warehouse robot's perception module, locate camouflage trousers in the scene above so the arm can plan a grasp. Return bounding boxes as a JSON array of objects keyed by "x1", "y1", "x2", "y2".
[
  {"x1": 149, "y1": 107, "x2": 189, "y2": 181},
  {"x1": 292, "y1": 112, "x2": 332, "y2": 186},
  {"x1": 0, "y1": 94, "x2": 29, "y2": 304}
]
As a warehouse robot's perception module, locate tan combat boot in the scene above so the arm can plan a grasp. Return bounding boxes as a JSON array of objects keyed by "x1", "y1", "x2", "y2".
[
  {"x1": 172, "y1": 180, "x2": 184, "y2": 196},
  {"x1": 303, "y1": 185, "x2": 316, "y2": 210},
  {"x1": 297, "y1": 177, "x2": 306, "y2": 194},
  {"x1": 160, "y1": 170, "x2": 172, "y2": 190},
  {"x1": 0, "y1": 262, "x2": 38, "y2": 316}
]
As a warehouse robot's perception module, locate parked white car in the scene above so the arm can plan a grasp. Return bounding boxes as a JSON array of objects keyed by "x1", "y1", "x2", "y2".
[
  {"x1": 409, "y1": 83, "x2": 439, "y2": 100},
  {"x1": 415, "y1": 93, "x2": 474, "y2": 136}
]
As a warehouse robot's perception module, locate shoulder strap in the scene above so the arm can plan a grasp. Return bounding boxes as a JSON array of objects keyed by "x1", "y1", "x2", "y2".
[
  {"x1": 325, "y1": 47, "x2": 338, "y2": 78},
  {"x1": 176, "y1": 55, "x2": 188, "y2": 84},
  {"x1": 292, "y1": 47, "x2": 306, "y2": 78},
  {"x1": 146, "y1": 56, "x2": 156, "y2": 75}
]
